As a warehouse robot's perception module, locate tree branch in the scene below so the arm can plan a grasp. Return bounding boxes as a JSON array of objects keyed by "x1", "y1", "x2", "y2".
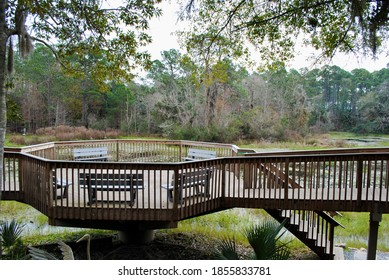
[
  {"x1": 30, "y1": 36, "x2": 82, "y2": 74},
  {"x1": 202, "y1": 0, "x2": 247, "y2": 63},
  {"x1": 235, "y1": 0, "x2": 337, "y2": 31}
]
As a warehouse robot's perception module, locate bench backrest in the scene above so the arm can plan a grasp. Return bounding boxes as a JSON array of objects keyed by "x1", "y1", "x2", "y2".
[
  {"x1": 187, "y1": 148, "x2": 217, "y2": 160},
  {"x1": 73, "y1": 147, "x2": 108, "y2": 160},
  {"x1": 79, "y1": 173, "x2": 143, "y2": 187},
  {"x1": 176, "y1": 169, "x2": 212, "y2": 186}
]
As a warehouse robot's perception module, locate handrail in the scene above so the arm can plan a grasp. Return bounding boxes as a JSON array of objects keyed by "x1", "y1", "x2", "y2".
[
  {"x1": 8, "y1": 139, "x2": 237, "y2": 162},
  {"x1": 244, "y1": 147, "x2": 389, "y2": 156}
]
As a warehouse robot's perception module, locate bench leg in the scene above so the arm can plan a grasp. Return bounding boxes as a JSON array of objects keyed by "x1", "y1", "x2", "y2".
[
  {"x1": 53, "y1": 186, "x2": 60, "y2": 200},
  {"x1": 203, "y1": 182, "x2": 211, "y2": 198},
  {"x1": 62, "y1": 185, "x2": 69, "y2": 199},
  {"x1": 53, "y1": 184, "x2": 69, "y2": 200},
  {"x1": 167, "y1": 190, "x2": 173, "y2": 203},
  {"x1": 128, "y1": 190, "x2": 137, "y2": 207},
  {"x1": 87, "y1": 188, "x2": 96, "y2": 206},
  {"x1": 177, "y1": 188, "x2": 184, "y2": 204},
  {"x1": 167, "y1": 189, "x2": 183, "y2": 204}
]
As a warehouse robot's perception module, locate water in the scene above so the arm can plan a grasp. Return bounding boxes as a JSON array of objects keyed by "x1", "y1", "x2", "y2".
[
  {"x1": 21, "y1": 220, "x2": 85, "y2": 237},
  {"x1": 0, "y1": 202, "x2": 86, "y2": 237},
  {"x1": 344, "y1": 248, "x2": 389, "y2": 260}
]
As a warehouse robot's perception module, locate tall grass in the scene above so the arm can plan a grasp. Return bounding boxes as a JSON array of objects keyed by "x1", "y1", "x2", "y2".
[
  {"x1": 335, "y1": 212, "x2": 389, "y2": 251},
  {"x1": 0, "y1": 201, "x2": 112, "y2": 246},
  {"x1": 6, "y1": 125, "x2": 122, "y2": 146}
]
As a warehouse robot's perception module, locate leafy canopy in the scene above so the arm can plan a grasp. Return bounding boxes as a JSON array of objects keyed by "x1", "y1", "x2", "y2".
[
  {"x1": 180, "y1": 0, "x2": 389, "y2": 69},
  {"x1": 6, "y1": 0, "x2": 163, "y2": 87}
]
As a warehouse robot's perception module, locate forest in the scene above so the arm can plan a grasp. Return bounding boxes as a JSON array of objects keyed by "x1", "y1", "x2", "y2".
[{"x1": 6, "y1": 44, "x2": 389, "y2": 143}]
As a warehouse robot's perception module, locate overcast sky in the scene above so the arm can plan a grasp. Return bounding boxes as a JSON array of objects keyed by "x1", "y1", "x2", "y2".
[{"x1": 144, "y1": 2, "x2": 389, "y2": 73}]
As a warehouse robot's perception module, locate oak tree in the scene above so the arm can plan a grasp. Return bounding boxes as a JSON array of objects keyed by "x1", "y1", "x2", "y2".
[
  {"x1": 0, "y1": 0, "x2": 162, "y2": 202},
  {"x1": 180, "y1": 0, "x2": 389, "y2": 68}
]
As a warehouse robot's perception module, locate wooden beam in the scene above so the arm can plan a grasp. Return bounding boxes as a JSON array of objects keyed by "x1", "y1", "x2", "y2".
[{"x1": 367, "y1": 210, "x2": 382, "y2": 260}]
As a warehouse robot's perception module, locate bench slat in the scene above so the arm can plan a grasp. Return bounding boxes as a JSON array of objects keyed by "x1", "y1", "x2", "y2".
[
  {"x1": 73, "y1": 147, "x2": 110, "y2": 161},
  {"x1": 184, "y1": 148, "x2": 217, "y2": 161},
  {"x1": 161, "y1": 169, "x2": 212, "y2": 203},
  {"x1": 79, "y1": 172, "x2": 143, "y2": 206}
]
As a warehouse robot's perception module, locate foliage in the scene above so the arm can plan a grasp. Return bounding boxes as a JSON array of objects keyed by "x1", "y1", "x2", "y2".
[
  {"x1": 0, "y1": 219, "x2": 26, "y2": 258},
  {"x1": 180, "y1": 0, "x2": 389, "y2": 69},
  {"x1": 14, "y1": 0, "x2": 163, "y2": 87},
  {"x1": 214, "y1": 219, "x2": 290, "y2": 260},
  {"x1": 215, "y1": 237, "x2": 240, "y2": 260},
  {"x1": 0, "y1": 0, "x2": 164, "y2": 203},
  {"x1": 7, "y1": 44, "x2": 389, "y2": 141},
  {"x1": 356, "y1": 81, "x2": 389, "y2": 134},
  {"x1": 7, "y1": 125, "x2": 121, "y2": 146},
  {"x1": 0, "y1": 220, "x2": 24, "y2": 248},
  {"x1": 245, "y1": 220, "x2": 290, "y2": 260}
]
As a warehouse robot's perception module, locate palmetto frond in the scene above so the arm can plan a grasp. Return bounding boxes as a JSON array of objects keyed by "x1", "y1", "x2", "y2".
[
  {"x1": 214, "y1": 237, "x2": 240, "y2": 260},
  {"x1": 214, "y1": 219, "x2": 290, "y2": 260},
  {"x1": 244, "y1": 219, "x2": 290, "y2": 260}
]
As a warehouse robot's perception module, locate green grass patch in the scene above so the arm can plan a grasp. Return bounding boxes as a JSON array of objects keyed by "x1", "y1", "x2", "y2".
[
  {"x1": 335, "y1": 212, "x2": 389, "y2": 251},
  {"x1": 0, "y1": 201, "x2": 33, "y2": 219}
]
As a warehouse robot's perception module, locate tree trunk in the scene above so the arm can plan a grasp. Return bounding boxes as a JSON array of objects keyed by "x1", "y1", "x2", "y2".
[
  {"x1": 0, "y1": 0, "x2": 8, "y2": 203},
  {"x1": 0, "y1": 0, "x2": 8, "y2": 257}
]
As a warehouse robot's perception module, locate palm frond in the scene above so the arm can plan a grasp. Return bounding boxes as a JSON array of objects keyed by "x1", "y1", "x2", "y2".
[
  {"x1": 0, "y1": 220, "x2": 24, "y2": 249},
  {"x1": 28, "y1": 246, "x2": 57, "y2": 260},
  {"x1": 244, "y1": 219, "x2": 290, "y2": 260},
  {"x1": 58, "y1": 240, "x2": 75, "y2": 260},
  {"x1": 214, "y1": 237, "x2": 240, "y2": 260}
]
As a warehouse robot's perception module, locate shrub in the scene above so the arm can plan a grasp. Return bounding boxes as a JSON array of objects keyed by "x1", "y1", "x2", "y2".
[
  {"x1": 214, "y1": 219, "x2": 290, "y2": 260},
  {"x1": 33, "y1": 126, "x2": 121, "y2": 141},
  {"x1": 0, "y1": 220, "x2": 26, "y2": 259}
]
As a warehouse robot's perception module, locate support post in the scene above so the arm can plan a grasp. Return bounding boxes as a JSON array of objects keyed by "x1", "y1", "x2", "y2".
[
  {"x1": 367, "y1": 210, "x2": 382, "y2": 260},
  {"x1": 118, "y1": 229, "x2": 155, "y2": 244}
]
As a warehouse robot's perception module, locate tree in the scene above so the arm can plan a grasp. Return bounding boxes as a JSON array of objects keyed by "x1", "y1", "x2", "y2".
[
  {"x1": 12, "y1": 43, "x2": 75, "y2": 130},
  {"x1": 180, "y1": 1, "x2": 389, "y2": 68},
  {"x1": 0, "y1": 0, "x2": 162, "y2": 201},
  {"x1": 357, "y1": 80, "x2": 389, "y2": 133},
  {"x1": 148, "y1": 49, "x2": 202, "y2": 133}
]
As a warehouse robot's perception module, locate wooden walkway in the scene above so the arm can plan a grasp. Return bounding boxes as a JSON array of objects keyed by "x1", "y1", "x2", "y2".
[{"x1": 2, "y1": 141, "x2": 389, "y2": 228}]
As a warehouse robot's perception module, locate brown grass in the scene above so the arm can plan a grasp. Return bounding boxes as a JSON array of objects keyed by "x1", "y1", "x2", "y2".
[{"x1": 9, "y1": 126, "x2": 122, "y2": 146}]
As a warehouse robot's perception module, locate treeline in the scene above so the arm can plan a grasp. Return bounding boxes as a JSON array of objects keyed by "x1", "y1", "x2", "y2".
[{"x1": 6, "y1": 45, "x2": 389, "y2": 142}]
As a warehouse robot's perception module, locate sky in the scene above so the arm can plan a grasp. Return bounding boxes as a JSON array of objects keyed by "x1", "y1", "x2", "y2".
[{"x1": 144, "y1": 2, "x2": 389, "y2": 73}]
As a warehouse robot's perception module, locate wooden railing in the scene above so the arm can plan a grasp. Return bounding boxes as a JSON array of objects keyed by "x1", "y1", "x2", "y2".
[
  {"x1": 226, "y1": 150, "x2": 389, "y2": 212},
  {"x1": 22, "y1": 139, "x2": 238, "y2": 162},
  {"x1": 2, "y1": 143, "x2": 389, "y2": 227}
]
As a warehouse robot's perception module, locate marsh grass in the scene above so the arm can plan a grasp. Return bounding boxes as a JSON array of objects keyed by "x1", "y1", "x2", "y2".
[
  {"x1": 335, "y1": 212, "x2": 389, "y2": 251},
  {"x1": 0, "y1": 201, "x2": 113, "y2": 246},
  {"x1": 172, "y1": 209, "x2": 389, "y2": 252},
  {"x1": 173, "y1": 209, "x2": 300, "y2": 249},
  {"x1": 237, "y1": 134, "x2": 354, "y2": 151}
]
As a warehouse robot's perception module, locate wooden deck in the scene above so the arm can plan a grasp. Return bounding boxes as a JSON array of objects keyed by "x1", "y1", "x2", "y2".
[{"x1": 2, "y1": 140, "x2": 389, "y2": 231}]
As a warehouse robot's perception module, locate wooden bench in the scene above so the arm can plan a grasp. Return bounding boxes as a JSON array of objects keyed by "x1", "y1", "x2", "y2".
[
  {"x1": 183, "y1": 148, "x2": 217, "y2": 161},
  {"x1": 52, "y1": 170, "x2": 72, "y2": 199},
  {"x1": 73, "y1": 147, "x2": 110, "y2": 161},
  {"x1": 161, "y1": 169, "x2": 213, "y2": 203},
  {"x1": 79, "y1": 172, "x2": 143, "y2": 206}
]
